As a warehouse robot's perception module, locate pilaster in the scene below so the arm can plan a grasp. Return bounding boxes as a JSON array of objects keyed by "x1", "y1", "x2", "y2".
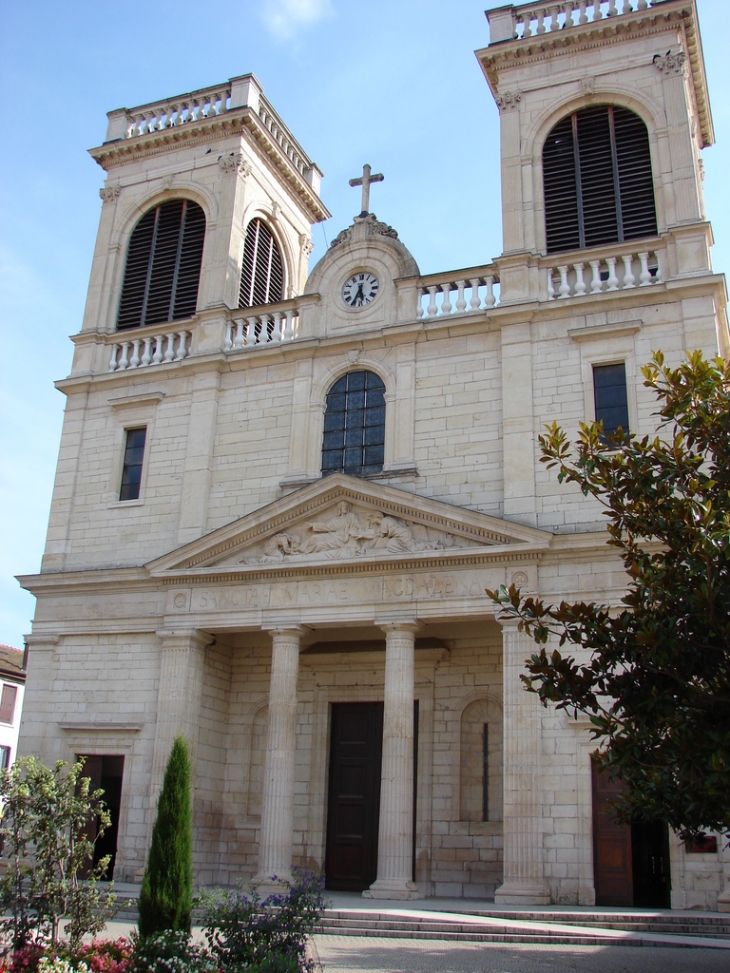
[
  {"x1": 494, "y1": 621, "x2": 550, "y2": 905},
  {"x1": 364, "y1": 620, "x2": 420, "y2": 900},
  {"x1": 255, "y1": 626, "x2": 304, "y2": 890}
]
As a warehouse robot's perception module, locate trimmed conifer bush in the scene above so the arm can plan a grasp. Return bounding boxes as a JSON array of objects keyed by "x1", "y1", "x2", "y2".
[{"x1": 138, "y1": 736, "x2": 193, "y2": 938}]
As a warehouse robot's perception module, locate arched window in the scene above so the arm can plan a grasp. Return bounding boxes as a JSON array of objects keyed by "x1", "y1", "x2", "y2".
[
  {"x1": 239, "y1": 218, "x2": 284, "y2": 308},
  {"x1": 542, "y1": 105, "x2": 657, "y2": 254},
  {"x1": 117, "y1": 199, "x2": 205, "y2": 330},
  {"x1": 322, "y1": 370, "x2": 385, "y2": 477}
]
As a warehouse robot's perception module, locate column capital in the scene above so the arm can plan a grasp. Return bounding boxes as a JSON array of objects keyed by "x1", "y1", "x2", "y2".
[
  {"x1": 156, "y1": 629, "x2": 214, "y2": 651},
  {"x1": 378, "y1": 618, "x2": 421, "y2": 637},
  {"x1": 267, "y1": 624, "x2": 306, "y2": 639}
]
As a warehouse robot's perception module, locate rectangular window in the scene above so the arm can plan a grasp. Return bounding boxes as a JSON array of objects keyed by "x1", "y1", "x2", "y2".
[
  {"x1": 0, "y1": 684, "x2": 18, "y2": 724},
  {"x1": 0, "y1": 746, "x2": 10, "y2": 770},
  {"x1": 593, "y1": 363, "x2": 629, "y2": 438},
  {"x1": 119, "y1": 427, "x2": 147, "y2": 501},
  {"x1": 482, "y1": 723, "x2": 489, "y2": 822}
]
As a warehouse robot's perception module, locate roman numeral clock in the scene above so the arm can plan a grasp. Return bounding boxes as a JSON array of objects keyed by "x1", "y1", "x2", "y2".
[{"x1": 342, "y1": 271, "x2": 379, "y2": 307}]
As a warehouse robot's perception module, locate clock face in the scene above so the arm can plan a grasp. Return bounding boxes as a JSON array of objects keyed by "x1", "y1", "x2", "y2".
[{"x1": 342, "y1": 271, "x2": 380, "y2": 308}]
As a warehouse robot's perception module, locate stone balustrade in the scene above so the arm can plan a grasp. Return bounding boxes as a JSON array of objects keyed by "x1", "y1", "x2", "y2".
[
  {"x1": 544, "y1": 248, "x2": 661, "y2": 301},
  {"x1": 225, "y1": 303, "x2": 300, "y2": 351},
  {"x1": 108, "y1": 330, "x2": 191, "y2": 371},
  {"x1": 258, "y1": 99, "x2": 309, "y2": 177},
  {"x1": 121, "y1": 84, "x2": 232, "y2": 139},
  {"x1": 512, "y1": 0, "x2": 652, "y2": 39},
  {"x1": 417, "y1": 268, "x2": 500, "y2": 319}
]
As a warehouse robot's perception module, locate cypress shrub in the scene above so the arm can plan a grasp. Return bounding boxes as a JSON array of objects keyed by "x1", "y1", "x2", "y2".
[{"x1": 138, "y1": 736, "x2": 193, "y2": 938}]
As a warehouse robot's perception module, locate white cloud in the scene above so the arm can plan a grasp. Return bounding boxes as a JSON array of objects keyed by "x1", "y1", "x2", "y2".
[{"x1": 261, "y1": 0, "x2": 332, "y2": 39}]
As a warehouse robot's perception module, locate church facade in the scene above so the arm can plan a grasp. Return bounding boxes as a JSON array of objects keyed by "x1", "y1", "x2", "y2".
[{"x1": 18, "y1": 0, "x2": 730, "y2": 909}]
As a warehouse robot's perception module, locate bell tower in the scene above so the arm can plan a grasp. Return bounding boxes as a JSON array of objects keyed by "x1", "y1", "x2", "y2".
[{"x1": 476, "y1": 0, "x2": 715, "y2": 304}]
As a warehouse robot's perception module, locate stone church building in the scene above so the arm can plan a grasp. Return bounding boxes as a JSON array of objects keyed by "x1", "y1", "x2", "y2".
[{"x1": 18, "y1": 0, "x2": 730, "y2": 909}]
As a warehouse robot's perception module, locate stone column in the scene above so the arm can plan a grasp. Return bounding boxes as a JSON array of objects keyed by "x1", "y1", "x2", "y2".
[
  {"x1": 150, "y1": 629, "x2": 212, "y2": 804},
  {"x1": 364, "y1": 621, "x2": 420, "y2": 899},
  {"x1": 494, "y1": 622, "x2": 550, "y2": 904},
  {"x1": 255, "y1": 627, "x2": 303, "y2": 889},
  {"x1": 718, "y1": 838, "x2": 730, "y2": 913}
]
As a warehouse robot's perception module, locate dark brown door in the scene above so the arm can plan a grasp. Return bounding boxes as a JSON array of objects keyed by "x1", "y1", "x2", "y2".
[
  {"x1": 592, "y1": 759, "x2": 633, "y2": 906},
  {"x1": 632, "y1": 819, "x2": 671, "y2": 908},
  {"x1": 79, "y1": 754, "x2": 124, "y2": 878},
  {"x1": 325, "y1": 703, "x2": 383, "y2": 891}
]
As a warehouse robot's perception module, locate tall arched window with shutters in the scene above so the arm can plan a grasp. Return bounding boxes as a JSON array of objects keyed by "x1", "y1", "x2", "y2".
[
  {"x1": 117, "y1": 199, "x2": 206, "y2": 330},
  {"x1": 239, "y1": 218, "x2": 284, "y2": 308},
  {"x1": 322, "y1": 371, "x2": 386, "y2": 477},
  {"x1": 542, "y1": 105, "x2": 657, "y2": 254}
]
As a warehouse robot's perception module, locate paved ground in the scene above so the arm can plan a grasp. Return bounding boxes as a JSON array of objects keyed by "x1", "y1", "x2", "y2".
[{"x1": 311, "y1": 934, "x2": 730, "y2": 973}]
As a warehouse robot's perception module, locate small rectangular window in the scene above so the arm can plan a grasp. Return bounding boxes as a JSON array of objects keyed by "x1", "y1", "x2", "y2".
[
  {"x1": 119, "y1": 427, "x2": 147, "y2": 501},
  {"x1": 482, "y1": 723, "x2": 489, "y2": 823},
  {"x1": 0, "y1": 746, "x2": 10, "y2": 770},
  {"x1": 593, "y1": 363, "x2": 629, "y2": 438},
  {"x1": 0, "y1": 685, "x2": 18, "y2": 724}
]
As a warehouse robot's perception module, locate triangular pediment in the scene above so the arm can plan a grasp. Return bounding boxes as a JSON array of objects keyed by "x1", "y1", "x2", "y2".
[{"x1": 146, "y1": 474, "x2": 551, "y2": 577}]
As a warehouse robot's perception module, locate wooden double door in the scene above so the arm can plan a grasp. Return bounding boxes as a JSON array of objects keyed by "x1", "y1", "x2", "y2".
[
  {"x1": 325, "y1": 701, "x2": 418, "y2": 892},
  {"x1": 592, "y1": 760, "x2": 671, "y2": 907}
]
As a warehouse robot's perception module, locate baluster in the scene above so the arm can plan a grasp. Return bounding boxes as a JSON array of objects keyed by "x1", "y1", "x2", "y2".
[
  {"x1": 549, "y1": 4, "x2": 561, "y2": 30},
  {"x1": 558, "y1": 265, "x2": 571, "y2": 298},
  {"x1": 638, "y1": 251, "x2": 652, "y2": 286},
  {"x1": 546, "y1": 268, "x2": 555, "y2": 301},
  {"x1": 152, "y1": 335, "x2": 164, "y2": 364},
  {"x1": 589, "y1": 260, "x2": 603, "y2": 293},
  {"x1": 621, "y1": 254, "x2": 635, "y2": 289},
  {"x1": 621, "y1": 0, "x2": 632, "y2": 13},
  {"x1": 637, "y1": 0, "x2": 649, "y2": 9},
  {"x1": 245, "y1": 317, "x2": 257, "y2": 345},
  {"x1": 536, "y1": 8, "x2": 546, "y2": 32},
  {"x1": 440, "y1": 286, "x2": 452, "y2": 316},
  {"x1": 271, "y1": 311, "x2": 282, "y2": 342},
  {"x1": 283, "y1": 310, "x2": 295, "y2": 341},
  {"x1": 607, "y1": 0, "x2": 618, "y2": 15},
  {"x1": 426, "y1": 286, "x2": 438, "y2": 317},
  {"x1": 129, "y1": 340, "x2": 141, "y2": 368},
  {"x1": 606, "y1": 256, "x2": 619, "y2": 290},
  {"x1": 593, "y1": 0, "x2": 604, "y2": 20},
  {"x1": 291, "y1": 312, "x2": 300, "y2": 339},
  {"x1": 163, "y1": 334, "x2": 176, "y2": 362},
  {"x1": 174, "y1": 331, "x2": 188, "y2": 360},
  {"x1": 563, "y1": 2, "x2": 575, "y2": 28},
  {"x1": 573, "y1": 262, "x2": 586, "y2": 296},
  {"x1": 652, "y1": 251, "x2": 662, "y2": 283},
  {"x1": 469, "y1": 279, "x2": 482, "y2": 311},
  {"x1": 108, "y1": 345, "x2": 119, "y2": 372},
  {"x1": 578, "y1": 0, "x2": 589, "y2": 24},
  {"x1": 260, "y1": 313, "x2": 271, "y2": 343},
  {"x1": 233, "y1": 319, "x2": 246, "y2": 349},
  {"x1": 140, "y1": 337, "x2": 153, "y2": 366},
  {"x1": 485, "y1": 275, "x2": 497, "y2": 307},
  {"x1": 118, "y1": 342, "x2": 130, "y2": 370},
  {"x1": 224, "y1": 322, "x2": 233, "y2": 351},
  {"x1": 517, "y1": 13, "x2": 528, "y2": 38},
  {"x1": 416, "y1": 293, "x2": 425, "y2": 318},
  {"x1": 455, "y1": 280, "x2": 467, "y2": 313}
]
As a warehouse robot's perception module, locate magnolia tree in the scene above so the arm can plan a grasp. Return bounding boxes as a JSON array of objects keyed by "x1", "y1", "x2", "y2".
[
  {"x1": 0, "y1": 756, "x2": 117, "y2": 950},
  {"x1": 489, "y1": 351, "x2": 730, "y2": 840}
]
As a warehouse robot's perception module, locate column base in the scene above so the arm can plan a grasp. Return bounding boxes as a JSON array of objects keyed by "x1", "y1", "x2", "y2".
[
  {"x1": 252, "y1": 873, "x2": 293, "y2": 897},
  {"x1": 363, "y1": 879, "x2": 421, "y2": 900},
  {"x1": 494, "y1": 880, "x2": 551, "y2": 905}
]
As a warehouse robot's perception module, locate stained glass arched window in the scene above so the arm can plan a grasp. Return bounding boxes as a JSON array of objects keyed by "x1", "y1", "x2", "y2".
[{"x1": 322, "y1": 371, "x2": 385, "y2": 477}]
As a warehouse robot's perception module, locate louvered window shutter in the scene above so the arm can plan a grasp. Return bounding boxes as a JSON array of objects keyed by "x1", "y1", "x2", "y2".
[
  {"x1": 543, "y1": 106, "x2": 657, "y2": 254},
  {"x1": 239, "y1": 219, "x2": 285, "y2": 308},
  {"x1": 117, "y1": 199, "x2": 205, "y2": 330}
]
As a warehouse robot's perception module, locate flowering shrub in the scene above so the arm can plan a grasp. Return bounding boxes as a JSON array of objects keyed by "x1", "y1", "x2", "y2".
[
  {"x1": 129, "y1": 930, "x2": 216, "y2": 973},
  {"x1": 200, "y1": 870, "x2": 326, "y2": 973},
  {"x1": 75, "y1": 940, "x2": 131, "y2": 973},
  {"x1": 7, "y1": 944, "x2": 45, "y2": 973},
  {"x1": 37, "y1": 959, "x2": 88, "y2": 973}
]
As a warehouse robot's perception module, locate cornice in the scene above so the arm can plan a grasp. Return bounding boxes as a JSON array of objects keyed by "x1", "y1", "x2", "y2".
[{"x1": 89, "y1": 108, "x2": 330, "y2": 224}]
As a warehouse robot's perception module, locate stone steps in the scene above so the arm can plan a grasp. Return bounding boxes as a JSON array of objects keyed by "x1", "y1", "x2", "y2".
[{"x1": 315, "y1": 910, "x2": 730, "y2": 948}]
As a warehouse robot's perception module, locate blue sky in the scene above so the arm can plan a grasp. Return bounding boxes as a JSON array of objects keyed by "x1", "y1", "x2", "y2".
[{"x1": 1, "y1": 0, "x2": 728, "y2": 649}]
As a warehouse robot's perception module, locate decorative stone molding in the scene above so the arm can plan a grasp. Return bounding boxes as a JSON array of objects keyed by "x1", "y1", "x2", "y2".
[
  {"x1": 653, "y1": 50, "x2": 686, "y2": 76},
  {"x1": 301, "y1": 237, "x2": 314, "y2": 256},
  {"x1": 99, "y1": 185, "x2": 121, "y2": 203},
  {"x1": 346, "y1": 349, "x2": 360, "y2": 366},
  {"x1": 161, "y1": 175, "x2": 174, "y2": 190},
  {"x1": 580, "y1": 78, "x2": 595, "y2": 95},
  {"x1": 495, "y1": 90, "x2": 522, "y2": 113},
  {"x1": 218, "y1": 152, "x2": 250, "y2": 176},
  {"x1": 329, "y1": 213, "x2": 399, "y2": 249}
]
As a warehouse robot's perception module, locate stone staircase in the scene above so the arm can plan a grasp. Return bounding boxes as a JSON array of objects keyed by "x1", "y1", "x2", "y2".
[{"x1": 315, "y1": 908, "x2": 730, "y2": 949}]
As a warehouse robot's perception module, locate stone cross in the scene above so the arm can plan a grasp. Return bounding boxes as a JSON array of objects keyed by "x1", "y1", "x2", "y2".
[{"x1": 349, "y1": 164, "x2": 384, "y2": 217}]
